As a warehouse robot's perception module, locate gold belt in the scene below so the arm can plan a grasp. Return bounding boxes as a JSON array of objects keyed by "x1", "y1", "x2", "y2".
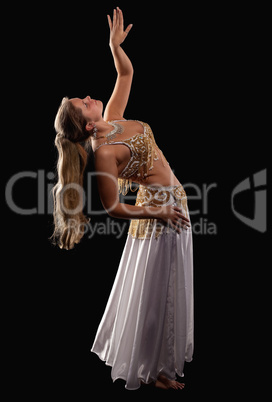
[{"x1": 128, "y1": 185, "x2": 189, "y2": 239}]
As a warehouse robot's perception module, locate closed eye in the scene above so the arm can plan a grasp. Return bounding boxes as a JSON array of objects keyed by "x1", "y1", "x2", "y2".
[{"x1": 82, "y1": 101, "x2": 88, "y2": 108}]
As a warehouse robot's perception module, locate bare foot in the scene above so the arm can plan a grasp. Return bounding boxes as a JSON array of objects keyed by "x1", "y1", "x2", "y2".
[{"x1": 155, "y1": 374, "x2": 185, "y2": 390}]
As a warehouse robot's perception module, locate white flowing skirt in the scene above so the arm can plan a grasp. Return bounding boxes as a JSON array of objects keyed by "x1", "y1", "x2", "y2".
[{"x1": 91, "y1": 185, "x2": 194, "y2": 390}]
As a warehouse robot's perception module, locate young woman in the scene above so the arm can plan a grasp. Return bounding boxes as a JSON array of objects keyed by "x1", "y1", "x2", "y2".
[{"x1": 53, "y1": 8, "x2": 193, "y2": 390}]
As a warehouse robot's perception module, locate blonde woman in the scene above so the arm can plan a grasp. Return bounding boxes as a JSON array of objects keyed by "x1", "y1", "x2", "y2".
[{"x1": 53, "y1": 8, "x2": 193, "y2": 390}]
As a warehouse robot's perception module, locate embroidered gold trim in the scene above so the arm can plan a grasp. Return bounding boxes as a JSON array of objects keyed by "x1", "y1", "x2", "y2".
[{"x1": 128, "y1": 185, "x2": 189, "y2": 239}]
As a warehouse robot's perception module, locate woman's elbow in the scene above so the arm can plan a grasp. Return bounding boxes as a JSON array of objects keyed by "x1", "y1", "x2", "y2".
[
  {"x1": 105, "y1": 203, "x2": 126, "y2": 219},
  {"x1": 107, "y1": 207, "x2": 121, "y2": 219},
  {"x1": 107, "y1": 208, "x2": 117, "y2": 218}
]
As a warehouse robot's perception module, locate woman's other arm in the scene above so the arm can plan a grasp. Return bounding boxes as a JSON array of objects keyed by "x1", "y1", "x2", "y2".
[{"x1": 94, "y1": 146, "x2": 190, "y2": 232}]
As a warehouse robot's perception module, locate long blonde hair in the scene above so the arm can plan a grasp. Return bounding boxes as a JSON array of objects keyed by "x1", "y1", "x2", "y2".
[{"x1": 52, "y1": 97, "x2": 91, "y2": 250}]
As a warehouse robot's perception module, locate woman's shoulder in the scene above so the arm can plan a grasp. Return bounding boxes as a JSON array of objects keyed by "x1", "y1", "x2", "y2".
[{"x1": 93, "y1": 143, "x2": 118, "y2": 164}]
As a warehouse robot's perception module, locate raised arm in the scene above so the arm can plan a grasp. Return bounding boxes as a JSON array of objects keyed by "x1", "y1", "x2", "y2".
[{"x1": 103, "y1": 8, "x2": 134, "y2": 122}]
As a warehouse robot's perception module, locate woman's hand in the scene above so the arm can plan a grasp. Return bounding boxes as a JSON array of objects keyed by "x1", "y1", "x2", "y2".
[
  {"x1": 107, "y1": 7, "x2": 133, "y2": 49},
  {"x1": 158, "y1": 205, "x2": 191, "y2": 233}
]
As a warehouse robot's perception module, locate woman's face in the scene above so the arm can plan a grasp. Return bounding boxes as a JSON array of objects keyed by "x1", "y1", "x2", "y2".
[{"x1": 70, "y1": 96, "x2": 103, "y2": 122}]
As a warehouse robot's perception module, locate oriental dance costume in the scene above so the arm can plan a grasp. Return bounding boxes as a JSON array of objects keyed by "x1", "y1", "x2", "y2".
[{"x1": 91, "y1": 121, "x2": 194, "y2": 390}]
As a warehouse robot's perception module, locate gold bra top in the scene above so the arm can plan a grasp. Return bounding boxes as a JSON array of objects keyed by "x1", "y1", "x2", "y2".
[{"x1": 94, "y1": 120, "x2": 167, "y2": 195}]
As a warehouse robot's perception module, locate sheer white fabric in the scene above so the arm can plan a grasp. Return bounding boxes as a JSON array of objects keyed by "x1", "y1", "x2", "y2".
[{"x1": 91, "y1": 224, "x2": 194, "y2": 390}]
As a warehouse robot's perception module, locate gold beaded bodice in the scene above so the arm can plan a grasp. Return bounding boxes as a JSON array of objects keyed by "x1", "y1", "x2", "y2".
[
  {"x1": 94, "y1": 120, "x2": 190, "y2": 240},
  {"x1": 94, "y1": 121, "x2": 166, "y2": 195}
]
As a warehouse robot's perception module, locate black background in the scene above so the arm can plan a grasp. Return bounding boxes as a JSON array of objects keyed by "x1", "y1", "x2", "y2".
[{"x1": 3, "y1": 1, "x2": 269, "y2": 399}]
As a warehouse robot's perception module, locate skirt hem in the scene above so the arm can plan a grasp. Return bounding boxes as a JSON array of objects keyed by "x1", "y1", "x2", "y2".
[{"x1": 91, "y1": 347, "x2": 191, "y2": 390}]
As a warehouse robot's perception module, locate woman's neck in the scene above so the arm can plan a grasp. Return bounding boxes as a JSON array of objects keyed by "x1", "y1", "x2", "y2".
[{"x1": 95, "y1": 119, "x2": 115, "y2": 137}]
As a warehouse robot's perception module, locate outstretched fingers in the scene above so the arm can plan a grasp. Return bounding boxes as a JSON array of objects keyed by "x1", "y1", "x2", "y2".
[
  {"x1": 117, "y1": 6, "x2": 122, "y2": 26},
  {"x1": 171, "y1": 207, "x2": 190, "y2": 232},
  {"x1": 116, "y1": 7, "x2": 133, "y2": 35},
  {"x1": 108, "y1": 7, "x2": 133, "y2": 35},
  {"x1": 124, "y1": 23, "x2": 133, "y2": 35},
  {"x1": 107, "y1": 8, "x2": 117, "y2": 30},
  {"x1": 107, "y1": 14, "x2": 112, "y2": 30},
  {"x1": 113, "y1": 8, "x2": 117, "y2": 26}
]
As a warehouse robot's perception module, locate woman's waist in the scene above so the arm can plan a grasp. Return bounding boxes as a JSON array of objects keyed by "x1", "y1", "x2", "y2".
[{"x1": 135, "y1": 184, "x2": 187, "y2": 208}]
